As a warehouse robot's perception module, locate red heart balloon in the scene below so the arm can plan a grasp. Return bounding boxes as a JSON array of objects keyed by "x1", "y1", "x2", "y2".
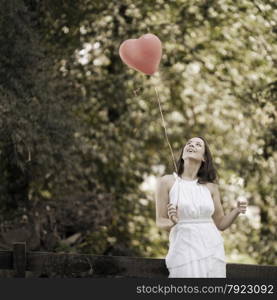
[{"x1": 119, "y1": 33, "x2": 162, "y2": 75}]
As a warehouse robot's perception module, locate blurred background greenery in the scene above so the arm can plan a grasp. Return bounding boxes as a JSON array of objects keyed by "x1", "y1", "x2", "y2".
[{"x1": 0, "y1": 0, "x2": 276, "y2": 267}]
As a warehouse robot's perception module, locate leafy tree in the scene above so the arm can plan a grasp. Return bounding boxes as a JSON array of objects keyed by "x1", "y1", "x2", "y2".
[{"x1": 0, "y1": 0, "x2": 276, "y2": 267}]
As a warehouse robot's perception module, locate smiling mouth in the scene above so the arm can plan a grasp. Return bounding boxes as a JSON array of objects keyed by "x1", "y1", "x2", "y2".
[{"x1": 187, "y1": 149, "x2": 196, "y2": 153}]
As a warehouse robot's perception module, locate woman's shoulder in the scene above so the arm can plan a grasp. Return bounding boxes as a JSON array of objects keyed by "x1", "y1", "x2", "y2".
[
  {"x1": 158, "y1": 173, "x2": 175, "y2": 186},
  {"x1": 157, "y1": 174, "x2": 175, "y2": 193},
  {"x1": 160, "y1": 173, "x2": 175, "y2": 181},
  {"x1": 205, "y1": 182, "x2": 219, "y2": 195}
]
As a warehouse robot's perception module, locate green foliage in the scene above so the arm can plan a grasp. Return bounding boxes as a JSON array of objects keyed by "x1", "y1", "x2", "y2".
[
  {"x1": 0, "y1": 0, "x2": 80, "y2": 215},
  {"x1": 0, "y1": 0, "x2": 276, "y2": 266}
]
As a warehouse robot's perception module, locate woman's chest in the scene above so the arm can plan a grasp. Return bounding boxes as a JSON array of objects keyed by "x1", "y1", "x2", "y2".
[{"x1": 170, "y1": 183, "x2": 215, "y2": 217}]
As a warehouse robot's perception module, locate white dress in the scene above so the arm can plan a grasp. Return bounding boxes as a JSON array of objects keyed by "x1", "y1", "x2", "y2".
[{"x1": 165, "y1": 172, "x2": 226, "y2": 278}]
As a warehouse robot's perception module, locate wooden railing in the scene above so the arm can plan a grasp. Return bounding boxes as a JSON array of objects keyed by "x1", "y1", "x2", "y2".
[{"x1": 0, "y1": 242, "x2": 276, "y2": 278}]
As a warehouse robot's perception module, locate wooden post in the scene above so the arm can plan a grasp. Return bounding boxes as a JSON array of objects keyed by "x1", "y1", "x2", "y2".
[{"x1": 13, "y1": 242, "x2": 26, "y2": 278}]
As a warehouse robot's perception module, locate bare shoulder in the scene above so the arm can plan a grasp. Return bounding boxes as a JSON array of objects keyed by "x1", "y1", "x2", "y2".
[
  {"x1": 205, "y1": 182, "x2": 219, "y2": 196},
  {"x1": 158, "y1": 174, "x2": 175, "y2": 190},
  {"x1": 159, "y1": 174, "x2": 175, "y2": 183}
]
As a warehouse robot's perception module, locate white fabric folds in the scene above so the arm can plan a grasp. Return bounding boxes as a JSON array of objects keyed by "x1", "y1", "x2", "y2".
[{"x1": 165, "y1": 172, "x2": 226, "y2": 278}]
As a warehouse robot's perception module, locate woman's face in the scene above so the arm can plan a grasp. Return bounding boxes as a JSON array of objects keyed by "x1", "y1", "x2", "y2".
[{"x1": 182, "y1": 137, "x2": 205, "y2": 162}]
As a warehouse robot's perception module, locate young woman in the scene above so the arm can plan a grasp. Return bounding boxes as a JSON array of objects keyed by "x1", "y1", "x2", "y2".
[{"x1": 155, "y1": 136, "x2": 248, "y2": 278}]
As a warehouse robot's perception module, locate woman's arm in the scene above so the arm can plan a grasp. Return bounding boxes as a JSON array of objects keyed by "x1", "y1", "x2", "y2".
[
  {"x1": 218, "y1": 207, "x2": 241, "y2": 231},
  {"x1": 155, "y1": 176, "x2": 176, "y2": 232},
  {"x1": 211, "y1": 183, "x2": 248, "y2": 231}
]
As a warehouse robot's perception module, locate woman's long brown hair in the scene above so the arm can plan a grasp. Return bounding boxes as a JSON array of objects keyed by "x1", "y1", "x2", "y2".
[{"x1": 176, "y1": 136, "x2": 218, "y2": 184}]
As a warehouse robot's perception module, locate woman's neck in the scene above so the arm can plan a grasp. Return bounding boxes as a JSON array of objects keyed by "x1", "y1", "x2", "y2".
[{"x1": 182, "y1": 159, "x2": 201, "y2": 180}]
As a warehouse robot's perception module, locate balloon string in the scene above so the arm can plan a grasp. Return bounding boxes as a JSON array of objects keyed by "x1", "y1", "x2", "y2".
[{"x1": 154, "y1": 86, "x2": 177, "y2": 173}]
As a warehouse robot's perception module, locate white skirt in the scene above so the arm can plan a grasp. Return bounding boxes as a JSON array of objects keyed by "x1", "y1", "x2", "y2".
[{"x1": 168, "y1": 256, "x2": 226, "y2": 278}]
